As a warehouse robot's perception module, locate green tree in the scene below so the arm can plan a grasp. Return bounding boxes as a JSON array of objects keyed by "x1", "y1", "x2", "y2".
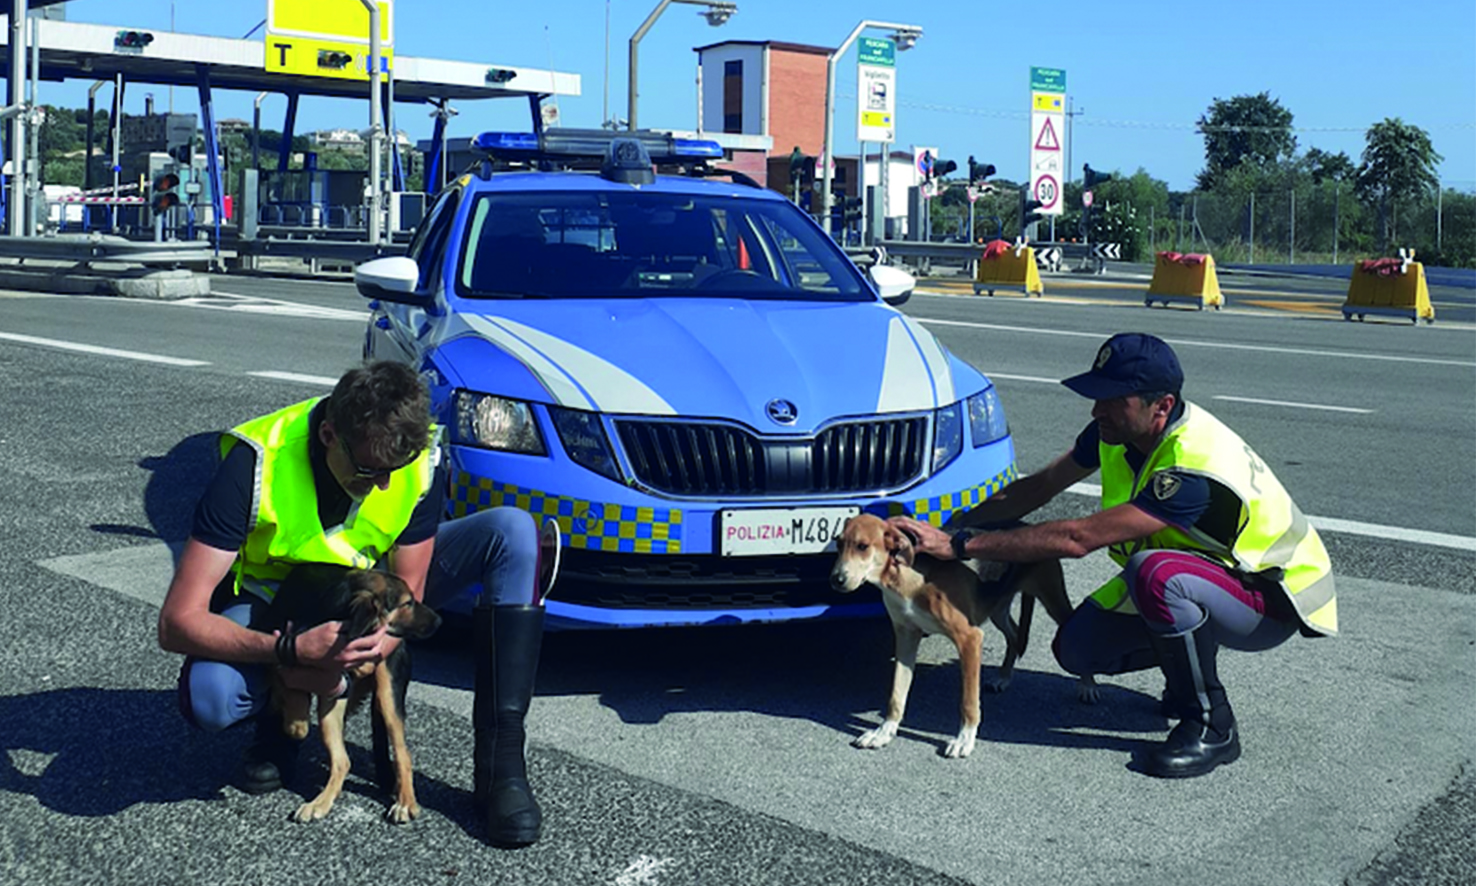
[
  {"x1": 1354, "y1": 117, "x2": 1442, "y2": 251},
  {"x1": 1195, "y1": 92, "x2": 1296, "y2": 191}
]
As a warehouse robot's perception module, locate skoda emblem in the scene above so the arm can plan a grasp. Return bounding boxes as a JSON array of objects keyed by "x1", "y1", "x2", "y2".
[{"x1": 766, "y1": 398, "x2": 798, "y2": 425}]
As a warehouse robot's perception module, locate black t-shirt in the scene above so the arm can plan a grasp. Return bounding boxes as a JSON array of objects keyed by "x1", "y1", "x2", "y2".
[
  {"x1": 1069, "y1": 404, "x2": 1213, "y2": 533},
  {"x1": 191, "y1": 400, "x2": 445, "y2": 553}
]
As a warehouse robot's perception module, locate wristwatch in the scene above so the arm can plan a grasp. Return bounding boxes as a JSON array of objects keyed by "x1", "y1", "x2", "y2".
[{"x1": 951, "y1": 529, "x2": 973, "y2": 561}]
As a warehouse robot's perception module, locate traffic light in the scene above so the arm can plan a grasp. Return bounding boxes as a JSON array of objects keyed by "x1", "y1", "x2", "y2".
[
  {"x1": 921, "y1": 150, "x2": 935, "y2": 183},
  {"x1": 933, "y1": 158, "x2": 958, "y2": 179},
  {"x1": 788, "y1": 146, "x2": 816, "y2": 188},
  {"x1": 968, "y1": 156, "x2": 996, "y2": 184},
  {"x1": 1083, "y1": 164, "x2": 1113, "y2": 189},
  {"x1": 151, "y1": 171, "x2": 180, "y2": 214},
  {"x1": 1019, "y1": 190, "x2": 1045, "y2": 232},
  {"x1": 317, "y1": 50, "x2": 353, "y2": 71},
  {"x1": 114, "y1": 31, "x2": 154, "y2": 49},
  {"x1": 170, "y1": 142, "x2": 192, "y2": 165},
  {"x1": 842, "y1": 196, "x2": 863, "y2": 227}
]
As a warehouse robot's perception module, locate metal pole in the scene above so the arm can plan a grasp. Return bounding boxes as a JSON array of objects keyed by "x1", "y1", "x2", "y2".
[
  {"x1": 111, "y1": 73, "x2": 123, "y2": 233},
  {"x1": 822, "y1": 22, "x2": 866, "y2": 235},
  {"x1": 252, "y1": 92, "x2": 266, "y2": 170},
  {"x1": 858, "y1": 141, "x2": 867, "y2": 246},
  {"x1": 8, "y1": 0, "x2": 27, "y2": 236},
  {"x1": 85, "y1": 82, "x2": 104, "y2": 192},
  {"x1": 627, "y1": 0, "x2": 674, "y2": 131},
  {"x1": 1289, "y1": 188, "x2": 1295, "y2": 264},
  {"x1": 879, "y1": 146, "x2": 888, "y2": 240},
  {"x1": 27, "y1": 10, "x2": 38, "y2": 229},
  {"x1": 1150, "y1": 204, "x2": 1154, "y2": 254},
  {"x1": 1333, "y1": 184, "x2": 1340, "y2": 265},
  {"x1": 360, "y1": 0, "x2": 383, "y2": 246},
  {"x1": 1437, "y1": 182, "x2": 1443, "y2": 254},
  {"x1": 1248, "y1": 192, "x2": 1254, "y2": 264}
]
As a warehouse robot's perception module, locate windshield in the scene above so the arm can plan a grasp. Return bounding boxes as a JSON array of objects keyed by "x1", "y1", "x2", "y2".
[{"x1": 454, "y1": 189, "x2": 870, "y2": 301}]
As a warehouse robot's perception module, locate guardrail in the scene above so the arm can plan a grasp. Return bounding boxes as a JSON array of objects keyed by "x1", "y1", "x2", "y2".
[{"x1": 0, "y1": 234, "x2": 212, "y2": 265}]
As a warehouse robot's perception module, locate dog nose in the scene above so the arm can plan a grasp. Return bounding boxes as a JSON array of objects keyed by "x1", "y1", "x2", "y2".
[{"x1": 829, "y1": 569, "x2": 846, "y2": 590}]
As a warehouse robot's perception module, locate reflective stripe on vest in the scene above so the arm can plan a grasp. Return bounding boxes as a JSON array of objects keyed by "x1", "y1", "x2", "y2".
[
  {"x1": 222, "y1": 398, "x2": 436, "y2": 602},
  {"x1": 1086, "y1": 402, "x2": 1336, "y2": 635}
]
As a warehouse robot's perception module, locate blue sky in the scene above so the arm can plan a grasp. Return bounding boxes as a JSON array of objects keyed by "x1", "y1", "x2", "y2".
[{"x1": 38, "y1": 0, "x2": 1476, "y2": 191}]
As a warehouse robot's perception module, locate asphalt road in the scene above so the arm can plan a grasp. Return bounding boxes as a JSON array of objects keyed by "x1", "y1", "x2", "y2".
[{"x1": 1, "y1": 272, "x2": 1473, "y2": 886}]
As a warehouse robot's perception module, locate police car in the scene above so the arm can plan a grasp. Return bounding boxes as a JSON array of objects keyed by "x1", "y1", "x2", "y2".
[{"x1": 355, "y1": 129, "x2": 1016, "y2": 629}]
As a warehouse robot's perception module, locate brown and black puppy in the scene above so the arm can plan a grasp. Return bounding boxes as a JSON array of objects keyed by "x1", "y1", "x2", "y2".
[
  {"x1": 265, "y1": 564, "x2": 441, "y2": 823},
  {"x1": 830, "y1": 513, "x2": 1096, "y2": 758}
]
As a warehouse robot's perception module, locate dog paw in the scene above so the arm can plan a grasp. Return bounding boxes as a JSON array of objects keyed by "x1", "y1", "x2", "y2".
[
  {"x1": 1076, "y1": 677, "x2": 1101, "y2": 704},
  {"x1": 943, "y1": 730, "x2": 976, "y2": 759},
  {"x1": 386, "y1": 801, "x2": 420, "y2": 824},
  {"x1": 983, "y1": 675, "x2": 1012, "y2": 694},
  {"x1": 852, "y1": 722, "x2": 898, "y2": 749},
  {"x1": 291, "y1": 799, "x2": 334, "y2": 823}
]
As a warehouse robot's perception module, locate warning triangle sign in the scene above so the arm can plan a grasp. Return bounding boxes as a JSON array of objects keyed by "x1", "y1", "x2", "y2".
[{"x1": 1034, "y1": 117, "x2": 1061, "y2": 152}]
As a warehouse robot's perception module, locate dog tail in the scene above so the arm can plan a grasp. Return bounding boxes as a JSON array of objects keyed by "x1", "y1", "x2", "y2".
[{"x1": 1014, "y1": 592, "x2": 1035, "y2": 658}]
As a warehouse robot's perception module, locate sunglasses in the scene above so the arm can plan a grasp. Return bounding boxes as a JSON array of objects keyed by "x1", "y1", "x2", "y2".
[{"x1": 339, "y1": 437, "x2": 417, "y2": 481}]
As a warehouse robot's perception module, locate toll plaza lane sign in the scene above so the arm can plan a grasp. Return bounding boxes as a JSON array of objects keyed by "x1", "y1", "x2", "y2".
[
  {"x1": 265, "y1": 0, "x2": 395, "y2": 81},
  {"x1": 1029, "y1": 66, "x2": 1065, "y2": 216},
  {"x1": 856, "y1": 36, "x2": 897, "y2": 143}
]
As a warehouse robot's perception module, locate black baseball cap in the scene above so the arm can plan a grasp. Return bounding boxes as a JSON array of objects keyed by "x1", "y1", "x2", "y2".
[{"x1": 1061, "y1": 333, "x2": 1183, "y2": 400}]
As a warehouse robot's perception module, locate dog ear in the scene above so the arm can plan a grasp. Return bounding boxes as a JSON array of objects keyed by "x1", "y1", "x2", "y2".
[
  {"x1": 344, "y1": 572, "x2": 389, "y2": 638},
  {"x1": 883, "y1": 524, "x2": 916, "y2": 568}
]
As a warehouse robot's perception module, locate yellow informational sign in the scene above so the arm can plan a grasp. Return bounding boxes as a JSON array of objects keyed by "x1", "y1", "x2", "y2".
[
  {"x1": 265, "y1": 0, "x2": 394, "y2": 81},
  {"x1": 1032, "y1": 91, "x2": 1064, "y2": 113}
]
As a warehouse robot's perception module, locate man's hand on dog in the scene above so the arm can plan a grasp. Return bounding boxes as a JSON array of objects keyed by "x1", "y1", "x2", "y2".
[
  {"x1": 887, "y1": 517, "x2": 955, "y2": 560},
  {"x1": 275, "y1": 620, "x2": 388, "y2": 696}
]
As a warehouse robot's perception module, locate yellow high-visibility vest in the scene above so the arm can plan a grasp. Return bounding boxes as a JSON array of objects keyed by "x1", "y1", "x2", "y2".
[
  {"x1": 221, "y1": 398, "x2": 436, "y2": 602},
  {"x1": 1087, "y1": 402, "x2": 1336, "y2": 635}
]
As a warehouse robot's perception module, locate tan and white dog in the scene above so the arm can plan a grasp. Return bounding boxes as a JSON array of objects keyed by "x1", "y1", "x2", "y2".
[{"x1": 830, "y1": 513, "x2": 1097, "y2": 758}]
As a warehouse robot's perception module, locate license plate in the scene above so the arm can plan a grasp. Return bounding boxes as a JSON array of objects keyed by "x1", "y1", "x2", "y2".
[{"x1": 718, "y1": 507, "x2": 860, "y2": 557}]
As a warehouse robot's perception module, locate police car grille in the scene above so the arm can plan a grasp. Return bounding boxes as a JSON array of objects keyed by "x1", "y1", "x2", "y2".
[{"x1": 615, "y1": 417, "x2": 927, "y2": 495}]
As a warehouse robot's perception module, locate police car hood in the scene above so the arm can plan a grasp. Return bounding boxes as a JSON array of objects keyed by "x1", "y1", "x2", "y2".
[{"x1": 440, "y1": 298, "x2": 971, "y2": 430}]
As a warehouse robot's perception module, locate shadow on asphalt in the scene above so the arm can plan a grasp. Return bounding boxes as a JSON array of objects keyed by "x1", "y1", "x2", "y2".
[
  {"x1": 411, "y1": 615, "x2": 1164, "y2": 757},
  {"x1": 0, "y1": 686, "x2": 484, "y2": 828}
]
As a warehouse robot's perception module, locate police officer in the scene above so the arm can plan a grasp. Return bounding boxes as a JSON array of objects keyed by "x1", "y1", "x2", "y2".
[
  {"x1": 158, "y1": 361, "x2": 556, "y2": 845},
  {"x1": 891, "y1": 333, "x2": 1336, "y2": 778}
]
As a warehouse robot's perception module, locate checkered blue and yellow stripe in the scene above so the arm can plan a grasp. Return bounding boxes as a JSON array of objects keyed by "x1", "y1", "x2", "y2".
[
  {"x1": 449, "y1": 471, "x2": 683, "y2": 553},
  {"x1": 886, "y1": 464, "x2": 1019, "y2": 526}
]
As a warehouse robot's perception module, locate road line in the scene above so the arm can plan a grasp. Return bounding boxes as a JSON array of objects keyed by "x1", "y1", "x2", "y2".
[
  {"x1": 0, "y1": 331, "x2": 210, "y2": 366},
  {"x1": 1212, "y1": 395, "x2": 1373, "y2": 414},
  {"x1": 248, "y1": 370, "x2": 339, "y2": 386},
  {"x1": 916, "y1": 318, "x2": 1476, "y2": 367},
  {"x1": 987, "y1": 372, "x2": 1058, "y2": 384},
  {"x1": 1066, "y1": 482, "x2": 1475, "y2": 552}
]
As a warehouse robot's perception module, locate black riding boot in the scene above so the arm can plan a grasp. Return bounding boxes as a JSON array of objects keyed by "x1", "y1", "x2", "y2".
[
  {"x1": 1144, "y1": 619, "x2": 1240, "y2": 778},
  {"x1": 239, "y1": 705, "x2": 303, "y2": 795},
  {"x1": 473, "y1": 604, "x2": 545, "y2": 847}
]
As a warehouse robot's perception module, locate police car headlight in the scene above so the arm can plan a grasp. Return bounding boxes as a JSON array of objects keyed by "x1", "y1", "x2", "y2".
[
  {"x1": 549, "y1": 407, "x2": 622, "y2": 483},
  {"x1": 932, "y1": 402, "x2": 963, "y2": 472},
  {"x1": 452, "y1": 390, "x2": 546, "y2": 455},
  {"x1": 967, "y1": 387, "x2": 1009, "y2": 447}
]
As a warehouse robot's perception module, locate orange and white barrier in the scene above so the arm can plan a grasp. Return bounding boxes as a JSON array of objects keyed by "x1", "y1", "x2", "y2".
[
  {"x1": 1145, "y1": 252, "x2": 1223, "y2": 310},
  {"x1": 973, "y1": 238, "x2": 1043, "y2": 297},
  {"x1": 1342, "y1": 249, "x2": 1435, "y2": 324}
]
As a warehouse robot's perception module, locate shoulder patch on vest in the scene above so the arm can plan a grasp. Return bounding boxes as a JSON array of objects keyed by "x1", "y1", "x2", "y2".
[{"x1": 1152, "y1": 472, "x2": 1181, "y2": 501}]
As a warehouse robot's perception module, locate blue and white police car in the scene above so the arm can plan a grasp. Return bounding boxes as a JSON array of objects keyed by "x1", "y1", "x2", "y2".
[{"x1": 356, "y1": 129, "x2": 1016, "y2": 629}]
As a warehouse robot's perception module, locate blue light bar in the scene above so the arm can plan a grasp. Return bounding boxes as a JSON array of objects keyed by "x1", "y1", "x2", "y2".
[
  {"x1": 472, "y1": 132, "x2": 540, "y2": 152},
  {"x1": 672, "y1": 138, "x2": 724, "y2": 159},
  {"x1": 472, "y1": 128, "x2": 724, "y2": 165}
]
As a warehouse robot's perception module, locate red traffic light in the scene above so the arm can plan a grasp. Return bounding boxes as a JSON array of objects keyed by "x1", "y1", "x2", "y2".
[
  {"x1": 152, "y1": 192, "x2": 180, "y2": 213},
  {"x1": 154, "y1": 173, "x2": 180, "y2": 192},
  {"x1": 115, "y1": 31, "x2": 155, "y2": 49}
]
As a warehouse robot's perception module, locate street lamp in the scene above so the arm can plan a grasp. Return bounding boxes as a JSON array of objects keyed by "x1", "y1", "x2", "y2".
[
  {"x1": 628, "y1": 0, "x2": 737, "y2": 131},
  {"x1": 820, "y1": 20, "x2": 922, "y2": 235}
]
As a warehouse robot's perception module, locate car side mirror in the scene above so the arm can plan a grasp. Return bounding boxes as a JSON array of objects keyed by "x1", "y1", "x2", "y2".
[
  {"x1": 356, "y1": 256, "x2": 431, "y2": 307},
  {"x1": 870, "y1": 264, "x2": 915, "y2": 306}
]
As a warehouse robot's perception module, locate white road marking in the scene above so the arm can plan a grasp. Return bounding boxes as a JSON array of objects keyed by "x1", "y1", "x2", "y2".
[
  {"x1": 248, "y1": 371, "x2": 339, "y2": 387},
  {"x1": 614, "y1": 855, "x2": 678, "y2": 886},
  {"x1": 1065, "y1": 482, "x2": 1476, "y2": 552},
  {"x1": 917, "y1": 318, "x2": 1476, "y2": 368},
  {"x1": 986, "y1": 372, "x2": 1058, "y2": 384},
  {"x1": 1213, "y1": 395, "x2": 1373, "y2": 414},
  {"x1": 0, "y1": 331, "x2": 210, "y2": 366}
]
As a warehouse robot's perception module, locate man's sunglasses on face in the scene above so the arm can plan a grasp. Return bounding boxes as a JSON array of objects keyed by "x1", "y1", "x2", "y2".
[{"x1": 340, "y1": 437, "x2": 417, "y2": 481}]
